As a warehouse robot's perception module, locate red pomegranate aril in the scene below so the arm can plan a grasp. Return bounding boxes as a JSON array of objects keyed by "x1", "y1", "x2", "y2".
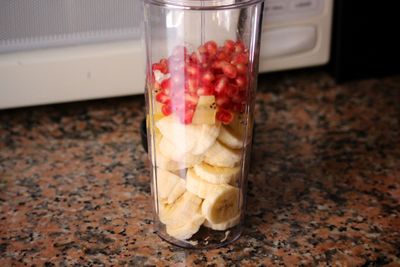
[
  {"x1": 197, "y1": 85, "x2": 214, "y2": 96},
  {"x1": 226, "y1": 84, "x2": 239, "y2": 98},
  {"x1": 185, "y1": 93, "x2": 199, "y2": 107},
  {"x1": 159, "y1": 58, "x2": 169, "y2": 72},
  {"x1": 232, "y1": 103, "x2": 245, "y2": 113},
  {"x1": 216, "y1": 95, "x2": 231, "y2": 109},
  {"x1": 186, "y1": 64, "x2": 200, "y2": 77},
  {"x1": 161, "y1": 78, "x2": 171, "y2": 90},
  {"x1": 161, "y1": 104, "x2": 173, "y2": 116},
  {"x1": 201, "y1": 70, "x2": 215, "y2": 85},
  {"x1": 204, "y1": 41, "x2": 218, "y2": 56},
  {"x1": 216, "y1": 50, "x2": 228, "y2": 61},
  {"x1": 224, "y1": 40, "x2": 235, "y2": 52},
  {"x1": 198, "y1": 45, "x2": 207, "y2": 54},
  {"x1": 185, "y1": 78, "x2": 199, "y2": 94},
  {"x1": 156, "y1": 92, "x2": 171, "y2": 104},
  {"x1": 180, "y1": 108, "x2": 195, "y2": 124},
  {"x1": 236, "y1": 63, "x2": 247, "y2": 74},
  {"x1": 216, "y1": 109, "x2": 234, "y2": 124},
  {"x1": 215, "y1": 76, "x2": 228, "y2": 94},
  {"x1": 231, "y1": 53, "x2": 249, "y2": 65},
  {"x1": 222, "y1": 62, "x2": 237, "y2": 79},
  {"x1": 152, "y1": 63, "x2": 163, "y2": 73},
  {"x1": 235, "y1": 75, "x2": 247, "y2": 88},
  {"x1": 234, "y1": 41, "x2": 245, "y2": 53}
]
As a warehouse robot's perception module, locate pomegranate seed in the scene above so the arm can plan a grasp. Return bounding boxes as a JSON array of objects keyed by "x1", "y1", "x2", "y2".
[
  {"x1": 156, "y1": 92, "x2": 171, "y2": 104},
  {"x1": 185, "y1": 93, "x2": 199, "y2": 108},
  {"x1": 224, "y1": 40, "x2": 235, "y2": 52},
  {"x1": 197, "y1": 85, "x2": 214, "y2": 96},
  {"x1": 161, "y1": 78, "x2": 171, "y2": 90},
  {"x1": 226, "y1": 84, "x2": 239, "y2": 98},
  {"x1": 204, "y1": 41, "x2": 218, "y2": 56},
  {"x1": 215, "y1": 76, "x2": 228, "y2": 94},
  {"x1": 234, "y1": 41, "x2": 245, "y2": 53},
  {"x1": 186, "y1": 64, "x2": 200, "y2": 77},
  {"x1": 212, "y1": 60, "x2": 226, "y2": 70},
  {"x1": 216, "y1": 50, "x2": 228, "y2": 61},
  {"x1": 231, "y1": 53, "x2": 249, "y2": 65},
  {"x1": 236, "y1": 63, "x2": 247, "y2": 74},
  {"x1": 222, "y1": 62, "x2": 237, "y2": 79},
  {"x1": 201, "y1": 70, "x2": 215, "y2": 85},
  {"x1": 190, "y1": 52, "x2": 199, "y2": 64},
  {"x1": 232, "y1": 103, "x2": 245, "y2": 113},
  {"x1": 235, "y1": 75, "x2": 247, "y2": 88},
  {"x1": 159, "y1": 58, "x2": 169, "y2": 73},
  {"x1": 216, "y1": 95, "x2": 231, "y2": 109},
  {"x1": 197, "y1": 45, "x2": 207, "y2": 54},
  {"x1": 161, "y1": 104, "x2": 173, "y2": 116},
  {"x1": 185, "y1": 78, "x2": 199, "y2": 94},
  {"x1": 152, "y1": 63, "x2": 163, "y2": 73},
  {"x1": 216, "y1": 109, "x2": 234, "y2": 124},
  {"x1": 180, "y1": 108, "x2": 195, "y2": 124}
]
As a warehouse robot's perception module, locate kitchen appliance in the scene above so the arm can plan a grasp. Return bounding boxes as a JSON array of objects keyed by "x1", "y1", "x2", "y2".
[{"x1": 0, "y1": 0, "x2": 333, "y2": 109}]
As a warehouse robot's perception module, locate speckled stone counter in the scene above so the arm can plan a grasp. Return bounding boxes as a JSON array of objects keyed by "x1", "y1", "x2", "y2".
[{"x1": 1, "y1": 70, "x2": 399, "y2": 266}]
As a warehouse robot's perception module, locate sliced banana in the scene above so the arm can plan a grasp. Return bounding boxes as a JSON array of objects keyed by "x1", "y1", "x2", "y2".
[
  {"x1": 159, "y1": 137, "x2": 203, "y2": 165},
  {"x1": 154, "y1": 146, "x2": 183, "y2": 171},
  {"x1": 204, "y1": 141, "x2": 242, "y2": 168},
  {"x1": 156, "y1": 168, "x2": 186, "y2": 204},
  {"x1": 186, "y1": 169, "x2": 220, "y2": 198},
  {"x1": 159, "y1": 191, "x2": 203, "y2": 227},
  {"x1": 203, "y1": 213, "x2": 241, "y2": 231},
  {"x1": 193, "y1": 162, "x2": 240, "y2": 185},
  {"x1": 156, "y1": 115, "x2": 200, "y2": 154},
  {"x1": 191, "y1": 123, "x2": 221, "y2": 155},
  {"x1": 166, "y1": 213, "x2": 205, "y2": 240},
  {"x1": 218, "y1": 125, "x2": 243, "y2": 149},
  {"x1": 201, "y1": 185, "x2": 240, "y2": 224}
]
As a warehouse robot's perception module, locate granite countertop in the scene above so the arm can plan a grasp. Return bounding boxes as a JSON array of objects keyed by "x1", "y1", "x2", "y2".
[{"x1": 0, "y1": 70, "x2": 399, "y2": 266}]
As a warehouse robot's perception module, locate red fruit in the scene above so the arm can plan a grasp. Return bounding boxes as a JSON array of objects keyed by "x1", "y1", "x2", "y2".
[
  {"x1": 215, "y1": 76, "x2": 229, "y2": 94},
  {"x1": 156, "y1": 92, "x2": 170, "y2": 104},
  {"x1": 197, "y1": 45, "x2": 207, "y2": 54},
  {"x1": 201, "y1": 70, "x2": 215, "y2": 85},
  {"x1": 224, "y1": 40, "x2": 235, "y2": 53},
  {"x1": 234, "y1": 41, "x2": 245, "y2": 53},
  {"x1": 232, "y1": 103, "x2": 245, "y2": 113},
  {"x1": 204, "y1": 41, "x2": 218, "y2": 56},
  {"x1": 186, "y1": 64, "x2": 200, "y2": 77},
  {"x1": 222, "y1": 62, "x2": 237, "y2": 79},
  {"x1": 216, "y1": 50, "x2": 228, "y2": 61},
  {"x1": 161, "y1": 104, "x2": 172, "y2": 116},
  {"x1": 152, "y1": 63, "x2": 165, "y2": 74},
  {"x1": 179, "y1": 108, "x2": 195, "y2": 124},
  {"x1": 153, "y1": 82, "x2": 161, "y2": 91},
  {"x1": 197, "y1": 85, "x2": 214, "y2": 96},
  {"x1": 216, "y1": 109, "x2": 234, "y2": 124},
  {"x1": 185, "y1": 93, "x2": 199, "y2": 109},
  {"x1": 231, "y1": 53, "x2": 249, "y2": 65},
  {"x1": 235, "y1": 75, "x2": 247, "y2": 88},
  {"x1": 226, "y1": 84, "x2": 239, "y2": 98},
  {"x1": 236, "y1": 63, "x2": 247, "y2": 74},
  {"x1": 212, "y1": 60, "x2": 226, "y2": 70},
  {"x1": 216, "y1": 95, "x2": 231, "y2": 109},
  {"x1": 159, "y1": 58, "x2": 169, "y2": 72},
  {"x1": 185, "y1": 78, "x2": 199, "y2": 94},
  {"x1": 161, "y1": 78, "x2": 171, "y2": 90}
]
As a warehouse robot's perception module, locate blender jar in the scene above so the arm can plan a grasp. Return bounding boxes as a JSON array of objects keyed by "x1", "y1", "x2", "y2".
[{"x1": 143, "y1": 0, "x2": 264, "y2": 248}]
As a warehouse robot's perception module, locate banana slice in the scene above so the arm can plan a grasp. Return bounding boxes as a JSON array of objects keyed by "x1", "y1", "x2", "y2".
[
  {"x1": 193, "y1": 162, "x2": 240, "y2": 185},
  {"x1": 156, "y1": 115, "x2": 200, "y2": 154},
  {"x1": 159, "y1": 137, "x2": 203, "y2": 166},
  {"x1": 166, "y1": 213, "x2": 205, "y2": 240},
  {"x1": 201, "y1": 185, "x2": 240, "y2": 224},
  {"x1": 204, "y1": 141, "x2": 242, "y2": 168},
  {"x1": 186, "y1": 169, "x2": 220, "y2": 198},
  {"x1": 156, "y1": 168, "x2": 186, "y2": 204},
  {"x1": 159, "y1": 191, "x2": 203, "y2": 227},
  {"x1": 203, "y1": 213, "x2": 241, "y2": 231},
  {"x1": 154, "y1": 146, "x2": 183, "y2": 171},
  {"x1": 217, "y1": 125, "x2": 243, "y2": 149},
  {"x1": 191, "y1": 123, "x2": 221, "y2": 155}
]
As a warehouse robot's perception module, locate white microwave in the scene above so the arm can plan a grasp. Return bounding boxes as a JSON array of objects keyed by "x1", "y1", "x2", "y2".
[{"x1": 0, "y1": 0, "x2": 333, "y2": 109}]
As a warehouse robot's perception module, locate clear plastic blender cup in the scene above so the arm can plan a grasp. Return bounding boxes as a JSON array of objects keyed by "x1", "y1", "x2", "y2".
[{"x1": 143, "y1": 0, "x2": 264, "y2": 249}]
